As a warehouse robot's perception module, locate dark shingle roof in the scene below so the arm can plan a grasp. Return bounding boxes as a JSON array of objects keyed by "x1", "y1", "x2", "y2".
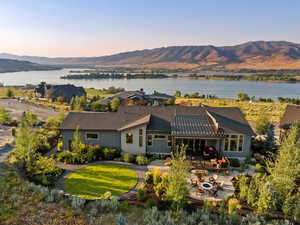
[
  {"x1": 279, "y1": 105, "x2": 300, "y2": 129},
  {"x1": 171, "y1": 115, "x2": 225, "y2": 137},
  {"x1": 61, "y1": 105, "x2": 254, "y2": 136}
]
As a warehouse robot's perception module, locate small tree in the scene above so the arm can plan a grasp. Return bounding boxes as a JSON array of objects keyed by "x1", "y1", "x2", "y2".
[
  {"x1": 21, "y1": 111, "x2": 38, "y2": 126},
  {"x1": 166, "y1": 145, "x2": 189, "y2": 210},
  {"x1": 6, "y1": 88, "x2": 15, "y2": 98},
  {"x1": 255, "y1": 112, "x2": 272, "y2": 135},
  {"x1": 236, "y1": 93, "x2": 250, "y2": 101},
  {"x1": 13, "y1": 116, "x2": 38, "y2": 168},
  {"x1": 71, "y1": 126, "x2": 85, "y2": 153},
  {"x1": 111, "y1": 97, "x2": 120, "y2": 111},
  {"x1": 174, "y1": 90, "x2": 181, "y2": 98},
  {"x1": 0, "y1": 108, "x2": 11, "y2": 124}
]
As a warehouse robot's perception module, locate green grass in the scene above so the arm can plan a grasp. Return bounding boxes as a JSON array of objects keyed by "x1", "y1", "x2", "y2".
[
  {"x1": 64, "y1": 163, "x2": 138, "y2": 199},
  {"x1": 85, "y1": 88, "x2": 114, "y2": 98}
]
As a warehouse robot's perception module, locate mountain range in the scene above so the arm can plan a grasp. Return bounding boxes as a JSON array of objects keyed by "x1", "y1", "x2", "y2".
[
  {"x1": 1, "y1": 41, "x2": 300, "y2": 70},
  {"x1": 0, "y1": 58, "x2": 61, "y2": 73}
]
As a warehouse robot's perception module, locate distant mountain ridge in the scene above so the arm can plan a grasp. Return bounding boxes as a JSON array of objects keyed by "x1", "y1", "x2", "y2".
[
  {"x1": 0, "y1": 58, "x2": 61, "y2": 73},
  {"x1": 2, "y1": 41, "x2": 300, "y2": 70}
]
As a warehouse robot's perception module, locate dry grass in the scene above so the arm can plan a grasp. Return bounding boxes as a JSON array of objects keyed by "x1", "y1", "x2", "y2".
[{"x1": 176, "y1": 98, "x2": 287, "y2": 123}]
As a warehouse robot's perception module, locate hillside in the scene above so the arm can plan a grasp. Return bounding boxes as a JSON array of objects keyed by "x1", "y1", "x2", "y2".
[
  {"x1": 2, "y1": 41, "x2": 300, "y2": 70},
  {"x1": 0, "y1": 58, "x2": 61, "y2": 73}
]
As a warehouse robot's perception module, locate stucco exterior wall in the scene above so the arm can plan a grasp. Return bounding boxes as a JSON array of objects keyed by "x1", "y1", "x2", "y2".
[
  {"x1": 62, "y1": 130, "x2": 121, "y2": 150},
  {"x1": 120, "y1": 125, "x2": 147, "y2": 154}
]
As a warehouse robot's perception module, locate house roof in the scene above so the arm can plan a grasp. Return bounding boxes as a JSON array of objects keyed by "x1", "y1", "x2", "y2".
[
  {"x1": 171, "y1": 115, "x2": 225, "y2": 137},
  {"x1": 61, "y1": 105, "x2": 255, "y2": 136},
  {"x1": 118, "y1": 114, "x2": 151, "y2": 131},
  {"x1": 47, "y1": 84, "x2": 86, "y2": 100},
  {"x1": 279, "y1": 105, "x2": 300, "y2": 129}
]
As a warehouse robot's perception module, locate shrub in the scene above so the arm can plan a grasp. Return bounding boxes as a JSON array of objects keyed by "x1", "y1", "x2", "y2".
[
  {"x1": 136, "y1": 155, "x2": 149, "y2": 165},
  {"x1": 122, "y1": 152, "x2": 135, "y2": 163},
  {"x1": 11, "y1": 127, "x2": 16, "y2": 137},
  {"x1": 154, "y1": 182, "x2": 165, "y2": 199},
  {"x1": 227, "y1": 198, "x2": 241, "y2": 214},
  {"x1": 229, "y1": 158, "x2": 240, "y2": 167},
  {"x1": 136, "y1": 187, "x2": 147, "y2": 202},
  {"x1": 152, "y1": 169, "x2": 162, "y2": 185},
  {"x1": 57, "y1": 152, "x2": 74, "y2": 164},
  {"x1": 57, "y1": 141, "x2": 63, "y2": 152},
  {"x1": 254, "y1": 163, "x2": 265, "y2": 173},
  {"x1": 145, "y1": 199, "x2": 158, "y2": 209},
  {"x1": 102, "y1": 191, "x2": 112, "y2": 200},
  {"x1": 103, "y1": 148, "x2": 119, "y2": 160},
  {"x1": 145, "y1": 171, "x2": 153, "y2": 184}
]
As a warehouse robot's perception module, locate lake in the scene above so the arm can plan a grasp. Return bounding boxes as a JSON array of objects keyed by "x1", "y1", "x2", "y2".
[{"x1": 0, "y1": 68, "x2": 300, "y2": 99}]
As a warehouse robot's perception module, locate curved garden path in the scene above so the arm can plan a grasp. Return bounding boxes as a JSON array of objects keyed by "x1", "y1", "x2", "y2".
[{"x1": 55, "y1": 161, "x2": 147, "y2": 200}]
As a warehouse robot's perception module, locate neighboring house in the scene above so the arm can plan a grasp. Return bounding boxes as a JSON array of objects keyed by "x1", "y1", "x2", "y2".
[
  {"x1": 279, "y1": 105, "x2": 300, "y2": 139},
  {"x1": 61, "y1": 105, "x2": 255, "y2": 158},
  {"x1": 98, "y1": 90, "x2": 175, "y2": 106},
  {"x1": 35, "y1": 82, "x2": 86, "y2": 102}
]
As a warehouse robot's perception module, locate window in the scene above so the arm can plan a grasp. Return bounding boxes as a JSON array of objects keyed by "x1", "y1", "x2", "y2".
[
  {"x1": 126, "y1": 133, "x2": 133, "y2": 144},
  {"x1": 139, "y1": 129, "x2": 143, "y2": 147},
  {"x1": 168, "y1": 136, "x2": 172, "y2": 147},
  {"x1": 238, "y1": 135, "x2": 244, "y2": 152},
  {"x1": 154, "y1": 135, "x2": 166, "y2": 139},
  {"x1": 147, "y1": 135, "x2": 153, "y2": 146},
  {"x1": 224, "y1": 135, "x2": 244, "y2": 152},
  {"x1": 86, "y1": 132, "x2": 99, "y2": 140}
]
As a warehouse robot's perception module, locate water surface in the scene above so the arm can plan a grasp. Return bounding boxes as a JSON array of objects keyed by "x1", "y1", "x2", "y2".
[{"x1": 0, "y1": 69, "x2": 299, "y2": 99}]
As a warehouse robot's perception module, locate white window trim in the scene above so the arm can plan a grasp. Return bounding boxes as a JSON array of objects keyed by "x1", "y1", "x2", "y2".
[
  {"x1": 223, "y1": 134, "x2": 244, "y2": 152},
  {"x1": 85, "y1": 132, "x2": 99, "y2": 140}
]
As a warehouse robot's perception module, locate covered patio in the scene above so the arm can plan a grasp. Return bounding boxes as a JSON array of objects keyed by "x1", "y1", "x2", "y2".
[{"x1": 171, "y1": 114, "x2": 226, "y2": 161}]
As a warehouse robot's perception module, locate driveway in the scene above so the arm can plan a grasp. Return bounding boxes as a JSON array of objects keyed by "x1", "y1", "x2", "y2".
[{"x1": 0, "y1": 99, "x2": 59, "y2": 121}]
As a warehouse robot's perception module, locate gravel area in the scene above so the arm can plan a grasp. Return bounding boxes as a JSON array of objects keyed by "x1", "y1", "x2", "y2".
[
  {"x1": 55, "y1": 161, "x2": 147, "y2": 200},
  {"x1": 0, "y1": 99, "x2": 59, "y2": 121}
]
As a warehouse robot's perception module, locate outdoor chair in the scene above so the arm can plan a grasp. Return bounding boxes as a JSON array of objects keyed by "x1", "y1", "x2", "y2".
[
  {"x1": 217, "y1": 181, "x2": 224, "y2": 190},
  {"x1": 191, "y1": 178, "x2": 198, "y2": 187},
  {"x1": 213, "y1": 174, "x2": 218, "y2": 181},
  {"x1": 209, "y1": 176, "x2": 215, "y2": 183},
  {"x1": 196, "y1": 187, "x2": 205, "y2": 196}
]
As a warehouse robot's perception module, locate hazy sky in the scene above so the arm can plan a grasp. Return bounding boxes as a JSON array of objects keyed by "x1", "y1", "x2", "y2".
[{"x1": 1, "y1": 0, "x2": 300, "y2": 57}]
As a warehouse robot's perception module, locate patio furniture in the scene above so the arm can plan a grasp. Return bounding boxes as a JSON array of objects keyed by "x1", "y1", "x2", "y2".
[
  {"x1": 213, "y1": 175, "x2": 218, "y2": 181},
  {"x1": 217, "y1": 181, "x2": 224, "y2": 190},
  {"x1": 191, "y1": 178, "x2": 198, "y2": 187},
  {"x1": 196, "y1": 187, "x2": 205, "y2": 196},
  {"x1": 209, "y1": 176, "x2": 215, "y2": 183},
  {"x1": 197, "y1": 176, "x2": 205, "y2": 183},
  {"x1": 209, "y1": 187, "x2": 218, "y2": 197}
]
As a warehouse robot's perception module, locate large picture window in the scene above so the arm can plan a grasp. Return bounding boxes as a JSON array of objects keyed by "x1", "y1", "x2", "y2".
[
  {"x1": 126, "y1": 133, "x2": 133, "y2": 144},
  {"x1": 224, "y1": 135, "x2": 244, "y2": 152},
  {"x1": 86, "y1": 132, "x2": 99, "y2": 140}
]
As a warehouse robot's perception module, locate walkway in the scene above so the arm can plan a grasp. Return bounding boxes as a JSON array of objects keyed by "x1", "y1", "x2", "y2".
[{"x1": 55, "y1": 160, "x2": 147, "y2": 200}]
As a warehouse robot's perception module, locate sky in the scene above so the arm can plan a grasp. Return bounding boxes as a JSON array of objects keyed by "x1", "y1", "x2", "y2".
[{"x1": 0, "y1": 0, "x2": 300, "y2": 57}]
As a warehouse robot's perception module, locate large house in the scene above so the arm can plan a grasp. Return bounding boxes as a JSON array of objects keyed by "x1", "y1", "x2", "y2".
[
  {"x1": 61, "y1": 105, "x2": 255, "y2": 158},
  {"x1": 279, "y1": 105, "x2": 300, "y2": 139},
  {"x1": 99, "y1": 90, "x2": 175, "y2": 106},
  {"x1": 35, "y1": 82, "x2": 86, "y2": 103}
]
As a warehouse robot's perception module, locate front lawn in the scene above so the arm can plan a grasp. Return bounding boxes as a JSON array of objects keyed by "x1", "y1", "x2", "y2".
[{"x1": 64, "y1": 163, "x2": 137, "y2": 199}]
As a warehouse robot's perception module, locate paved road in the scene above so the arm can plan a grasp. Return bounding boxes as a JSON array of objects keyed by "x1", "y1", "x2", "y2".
[{"x1": 0, "y1": 99, "x2": 59, "y2": 121}]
